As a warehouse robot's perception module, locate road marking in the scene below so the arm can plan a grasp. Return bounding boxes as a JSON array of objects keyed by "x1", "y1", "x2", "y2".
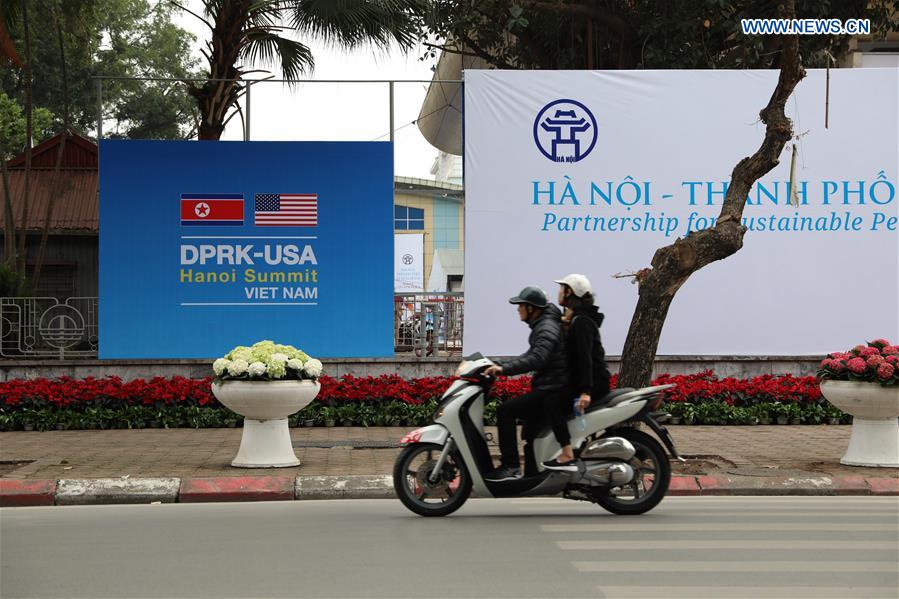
[
  {"x1": 660, "y1": 497, "x2": 899, "y2": 504},
  {"x1": 652, "y1": 508, "x2": 899, "y2": 514},
  {"x1": 558, "y1": 540, "x2": 899, "y2": 550},
  {"x1": 525, "y1": 509, "x2": 897, "y2": 517},
  {"x1": 575, "y1": 560, "x2": 898, "y2": 573},
  {"x1": 593, "y1": 586, "x2": 897, "y2": 598},
  {"x1": 670, "y1": 510, "x2": 898, "y2": 517},
  {"x1": 543, "y1": 523, "x2": 888, "y2": 532}
]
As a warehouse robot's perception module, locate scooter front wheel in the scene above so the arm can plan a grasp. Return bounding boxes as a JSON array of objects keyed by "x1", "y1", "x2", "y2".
[{"x1": 393, "y1": 442, "x2": 472, "y2": 517}]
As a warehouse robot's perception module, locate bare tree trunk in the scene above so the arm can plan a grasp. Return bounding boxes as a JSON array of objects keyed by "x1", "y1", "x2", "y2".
[
  {"x1": 33, "y1": 4, "x2": 70, "y2": 289},
  {"x1": 617, "y1": 0, "x2": 806, "y2": 389},
  {"x1": 1, "y1": 137, "x2": 15, "y2": 267},
  {"x1": 15, "y1": 0, "x2": 33, "y2": 280}
]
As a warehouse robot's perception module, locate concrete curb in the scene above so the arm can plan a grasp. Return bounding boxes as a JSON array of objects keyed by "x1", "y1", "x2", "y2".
[
  {"x1": 689, "y1": 475, "x2": 899, "y2": 496},
  {"x1": 866, "y1": 477, "x2": 899, "y2": 495},
  {"x1": 667, "y1": 476, "x2": 701, "y2": 496},
  {"x1": 180, "y1": 476, "x2": 295, "y2": 503},
  {"x1": 1, "y1": 475, "x2": 896, "y2": 506},
  {"x1": 0, "y1": 479, "x2": 57, "y2": 507},
  {"x1": 55, "y1": 478, "x2": 180, "y2": 505},
  {"x1": 296, "y1": 475, "x2": 394, "y2": 500}
]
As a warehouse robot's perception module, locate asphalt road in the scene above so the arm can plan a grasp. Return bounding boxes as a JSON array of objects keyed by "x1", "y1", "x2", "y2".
[{"x1": 2, "y1": 497, "x2": 897, "y2": 599}]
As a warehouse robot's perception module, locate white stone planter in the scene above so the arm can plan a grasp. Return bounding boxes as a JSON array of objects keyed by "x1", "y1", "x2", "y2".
[
  {"x1": 212, "y1": 380, "x2": 320, "y2": 468},
  {"x1": 820, "y1": 380, "x2": 899, "y2": 467}
]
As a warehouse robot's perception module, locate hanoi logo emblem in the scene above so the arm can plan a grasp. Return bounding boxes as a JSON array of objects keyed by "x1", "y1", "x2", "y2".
[{"x1": 533, "y1": 99, "x2": 597, "y2": 163}]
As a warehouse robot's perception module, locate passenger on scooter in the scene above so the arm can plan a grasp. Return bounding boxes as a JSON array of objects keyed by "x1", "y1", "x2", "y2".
[
  {"x1": 483, "y1": 286, "x2": 570, "y2": 481},
  {"x1": 542, "y1": 274, "x2": 612, "y2": 471}
]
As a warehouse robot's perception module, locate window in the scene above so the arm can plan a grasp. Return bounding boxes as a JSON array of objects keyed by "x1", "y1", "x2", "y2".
[{"x1": 395, "y1": 205, "x2": 424, "y2": 230}]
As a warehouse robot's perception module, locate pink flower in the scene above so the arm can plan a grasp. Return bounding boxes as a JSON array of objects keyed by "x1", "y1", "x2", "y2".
[
  {"x1": 882, "y1": 346, "x2": 899, "y2": 356},
  {"x1": 886, "y1": 355, "x2": 899, "y2": 366},
  {"x1": 867, "y1": 355, "x2": 885, "y2": 368},
  {"x1": 847, "y1": 357, "x2": 867, "y2": 374},
  {"x1": 829, "y1": 360, "x2": 845, "y2": 373},
  {"x1": 870, "y1": 339, "x2": 892, "y2": 348},
  {"x1": 859, "y1": 347, "x2": 880, "y2": 358},
  {"x1": 819, "y1": 358, "x2": 830, "y2": 368},
  {"x1": 876, "y1": 363, "x2": 895, "y2": 380},
  {"x1": 852, "y1": 345, "x2": 867, "y2": 355}
]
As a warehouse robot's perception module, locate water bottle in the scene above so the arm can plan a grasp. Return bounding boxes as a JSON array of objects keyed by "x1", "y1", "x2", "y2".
[{"x1": 573, "y1": 398, "x2": 586, "y2": 431}]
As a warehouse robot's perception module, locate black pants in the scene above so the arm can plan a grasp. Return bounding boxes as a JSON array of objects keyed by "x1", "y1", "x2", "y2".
[
  {"x1": 497, "y1": 388, "x2": 562, "y2": 475},
  {"x1": 544, "y1": 389, "x2": 574, "y2": 449},
  {"x1": 546, "y1": 377, "x2": 613, "y2": 450}
]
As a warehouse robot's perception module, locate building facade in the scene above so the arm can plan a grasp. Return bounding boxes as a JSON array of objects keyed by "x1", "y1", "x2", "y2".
[{"x1": 393, "y1": 176, "x2": 464, "y2": 292}]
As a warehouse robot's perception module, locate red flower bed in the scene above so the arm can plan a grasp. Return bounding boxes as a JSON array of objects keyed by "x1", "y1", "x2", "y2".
[
  {"x1": 652, "y1": 371, "x2": 821, "y2": 406},
  {"x1": 0, "y1": 376, "x2": 216, "y2": 409},
  {"x1": 0, "y1": 371, "x2": 823, "y2": 410}
]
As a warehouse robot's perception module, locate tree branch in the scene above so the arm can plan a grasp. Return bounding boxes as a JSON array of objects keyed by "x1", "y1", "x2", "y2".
[
  {"x1": 617, "y1": 0, "x2": 805, "y2": 388},
  {"x1": 423, "y1": 41, "x2": 485, "y2": 60},
  {"x1": 455, "y1": 32, "x2": 515, "y2": 69}
]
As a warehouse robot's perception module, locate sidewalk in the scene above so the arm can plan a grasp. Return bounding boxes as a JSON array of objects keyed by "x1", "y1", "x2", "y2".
[{"x1": 2, "y1": 426, "x2": 897, "y2": 504}]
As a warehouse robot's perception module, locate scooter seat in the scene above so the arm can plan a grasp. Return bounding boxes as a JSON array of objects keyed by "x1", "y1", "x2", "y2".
[
  {"x1": 585, "y1": 388, "x2": 635, "y2": 412},
  {"x1": 529, "y1": 388, "x2": 638, "y2": 442}
]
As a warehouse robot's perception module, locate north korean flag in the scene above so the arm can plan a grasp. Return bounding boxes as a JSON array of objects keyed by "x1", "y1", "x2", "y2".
[{"x1": 180, "y1": 194, "x2": 245, "y2": 226}]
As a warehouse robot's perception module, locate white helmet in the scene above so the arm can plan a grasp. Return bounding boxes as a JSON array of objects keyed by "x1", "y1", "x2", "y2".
[{"x1": 554, "y1": 273, "x2": 593, "y2": 298}]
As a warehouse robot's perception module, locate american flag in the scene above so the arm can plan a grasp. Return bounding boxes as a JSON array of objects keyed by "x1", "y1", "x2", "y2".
[{"x1": 254, "y1": 193, "x2": 318, "y2": 227}]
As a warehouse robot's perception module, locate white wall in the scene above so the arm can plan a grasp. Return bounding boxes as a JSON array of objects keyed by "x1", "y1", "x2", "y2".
[{"x1": 464, "y1": 69, "x2": 899, "y2": 356}]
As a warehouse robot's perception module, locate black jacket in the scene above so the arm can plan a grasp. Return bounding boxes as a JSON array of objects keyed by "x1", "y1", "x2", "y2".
[
  {"x1": 565, "y1": 306, "x2": 611, "y2": 397},
  {"x1": 498, "y1": 304, "x2": 569, "y2": 391}
]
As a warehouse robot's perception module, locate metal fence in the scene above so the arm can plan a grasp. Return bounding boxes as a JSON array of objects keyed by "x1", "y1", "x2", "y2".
[
  {"x1": 0, "y1": 297, "x2": 99, "y2": 359},
  {"x1": 394, "y1": 293, "x2": 464, "y2": 356},
  {"x1": 0, "y1": 295, "x2": 463, "y2": 359}
]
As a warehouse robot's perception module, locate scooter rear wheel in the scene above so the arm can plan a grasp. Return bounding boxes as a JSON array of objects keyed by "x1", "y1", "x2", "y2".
[
  {"x1": 594, "y1": 428, "x2": 671, "y2": 515},
  {"x1": 393, "y1": 442, "x2": 472, "y2": 517}
]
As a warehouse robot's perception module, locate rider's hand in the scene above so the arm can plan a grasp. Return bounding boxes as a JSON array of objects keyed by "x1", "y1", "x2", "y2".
[
  {"x1": 577, "y1": 394, "x2": 591, "y2": 412},
  {"x1": 485, "y1": 365, "x2": 503, "y2": 378}
]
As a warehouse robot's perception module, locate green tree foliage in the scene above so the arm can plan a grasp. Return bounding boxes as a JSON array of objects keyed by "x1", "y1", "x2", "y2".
[
  {"x1": 424, "y1": 0, "x2": 899, "y2": 70},
  {"x1": 1, "y1": 0, "x2": 202, "y2": 146},
  {"x1": 0, "y1": 91, "x2": 54, "y2": 160}
]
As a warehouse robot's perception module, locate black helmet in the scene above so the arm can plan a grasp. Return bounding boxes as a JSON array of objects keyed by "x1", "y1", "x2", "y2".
[{"x1": 509, "y1": 286, "x2": 548, "y2": 308}]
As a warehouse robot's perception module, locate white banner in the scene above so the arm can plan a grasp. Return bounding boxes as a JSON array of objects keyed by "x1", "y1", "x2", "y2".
[
  {"x1": 394, "y1": 233, "x2": 424, "y2": 292},
  {"x1": 464, "y1": 69, "x2": 898, "y2": 356}
]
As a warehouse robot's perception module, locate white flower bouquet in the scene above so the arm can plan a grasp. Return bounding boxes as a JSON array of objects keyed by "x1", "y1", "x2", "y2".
[{"x1": 212, "y1": 341, "x2": 324, "y2": 382}]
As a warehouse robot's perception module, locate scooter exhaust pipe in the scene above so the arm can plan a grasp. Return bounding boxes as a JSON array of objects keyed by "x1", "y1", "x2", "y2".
[
  {"x1": 576, "y1": 437, "x2": 637, "y2": 485},
  {"x1": 581, "y1": 461, "x2": 635, "y2": 485},
  {"x1": 580, "y1": 437, "x2": 636, "y2": 461}
]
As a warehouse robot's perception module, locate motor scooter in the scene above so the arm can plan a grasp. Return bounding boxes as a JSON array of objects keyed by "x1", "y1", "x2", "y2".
[{"x1": 393, "y1": 354, "x2": 680, "y2": 517}]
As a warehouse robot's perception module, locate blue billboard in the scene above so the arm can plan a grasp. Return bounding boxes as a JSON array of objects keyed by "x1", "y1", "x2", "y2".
[{"x1": 99, "y1": 140, "x2": 394, "y2": 358}]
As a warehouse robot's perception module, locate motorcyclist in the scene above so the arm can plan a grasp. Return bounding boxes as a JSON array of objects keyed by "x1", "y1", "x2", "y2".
[
  {"x1": 483, "y1": 286, "x2": 569, "y2": 481},
  {"x1": 542, "y1": 273, "x2": 612, "y2": 471}
]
